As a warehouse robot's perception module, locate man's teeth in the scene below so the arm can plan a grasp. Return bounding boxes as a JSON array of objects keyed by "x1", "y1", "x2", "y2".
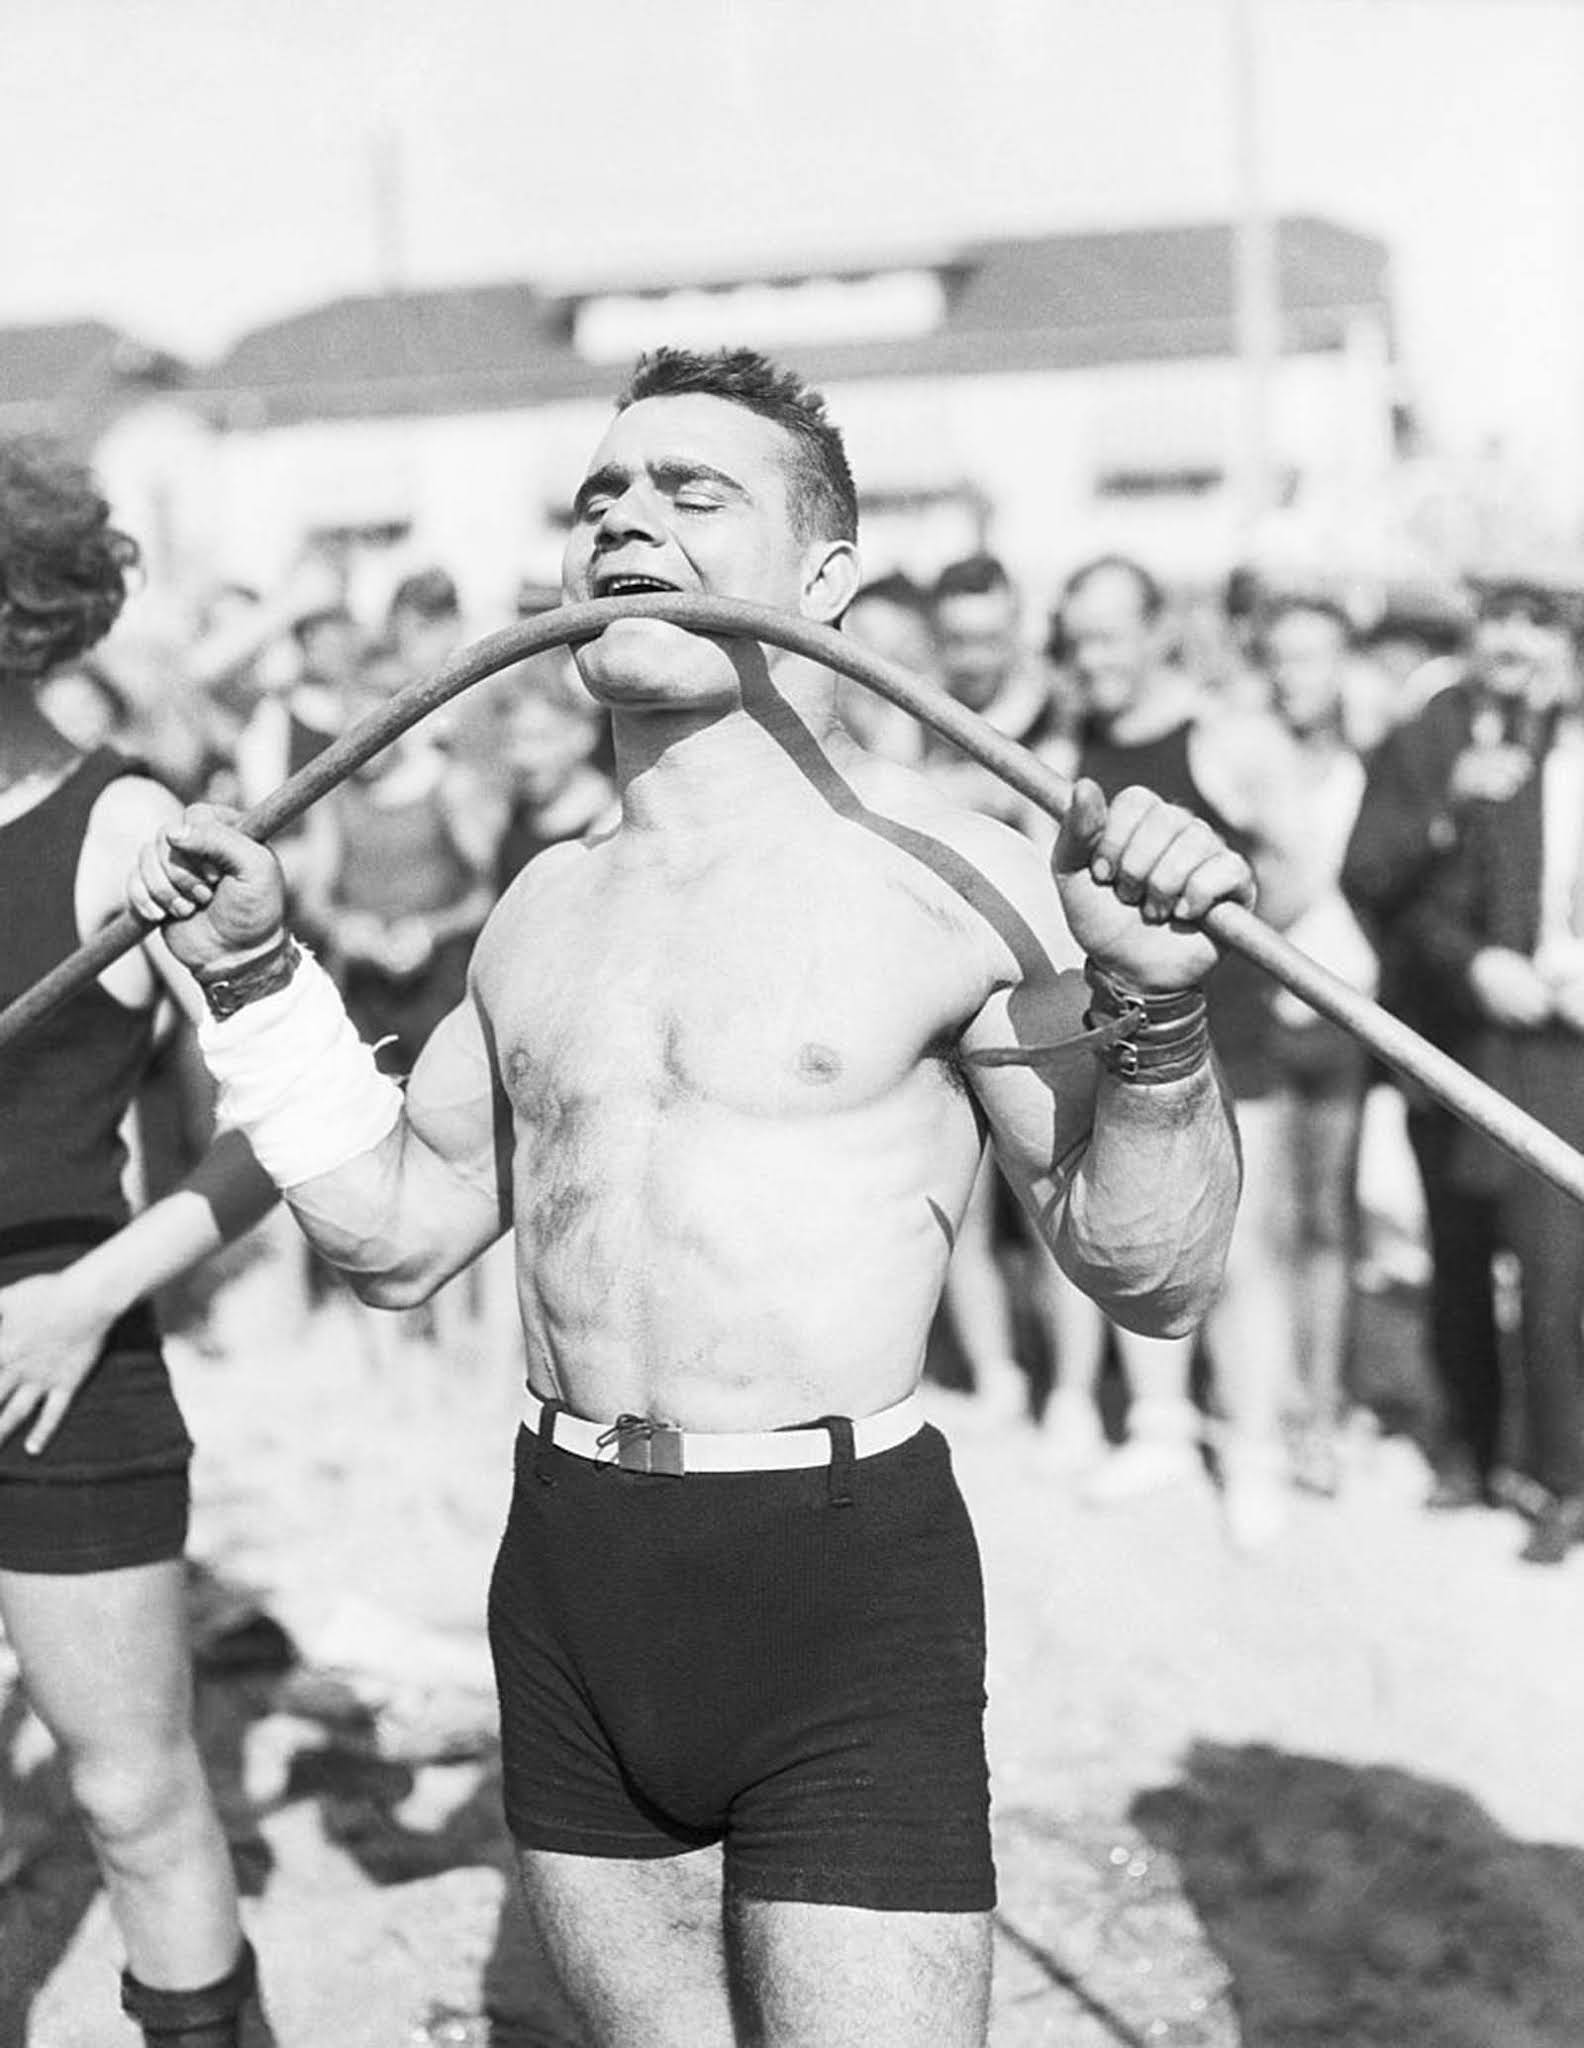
[{"x1": 605, "y1": 576, "x2": 678, "y2": 595}]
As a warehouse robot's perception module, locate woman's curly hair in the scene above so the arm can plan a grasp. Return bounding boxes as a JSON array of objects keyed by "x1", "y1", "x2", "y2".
[{"x1": 0, "y1": 436, "x2": 139, "y2": 684}]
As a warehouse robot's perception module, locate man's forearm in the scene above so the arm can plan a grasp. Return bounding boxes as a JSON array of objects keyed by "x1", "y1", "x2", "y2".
[
  {"x1": 277, "y1": 1124, "x2": 488, "y2": 1308},
  {"x1": 1056, "y1": 1060, "x2": 1242, "y2": 1338},
  {"x1": 194, "y1": 942, "x2": 505, "y2": 1308}
]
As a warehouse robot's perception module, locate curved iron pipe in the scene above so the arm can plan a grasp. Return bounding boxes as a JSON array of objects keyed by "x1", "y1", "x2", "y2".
[{"x1": 4, "y1": 591, "x2": 1583, "y2": 1204}]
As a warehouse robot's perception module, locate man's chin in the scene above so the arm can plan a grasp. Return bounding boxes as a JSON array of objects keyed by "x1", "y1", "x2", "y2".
[{"x1": 575, "y1": 618, "x2": 739, "y2": 709}]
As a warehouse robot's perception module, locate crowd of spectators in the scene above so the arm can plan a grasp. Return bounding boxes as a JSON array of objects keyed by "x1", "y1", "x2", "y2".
[{"x1": 62, "y1": 528, "x2": 1584, "y2": 1564}]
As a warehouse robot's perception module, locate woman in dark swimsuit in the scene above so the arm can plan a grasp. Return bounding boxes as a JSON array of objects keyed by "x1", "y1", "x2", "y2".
[{"x1": 0, "y1": 436, "x2": 275, "y2": 2046}]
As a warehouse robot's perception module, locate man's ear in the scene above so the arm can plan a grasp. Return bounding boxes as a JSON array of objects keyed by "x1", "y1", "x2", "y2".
[{"x1": 800, "y1": 540, "x2": 862, "y2": 624}]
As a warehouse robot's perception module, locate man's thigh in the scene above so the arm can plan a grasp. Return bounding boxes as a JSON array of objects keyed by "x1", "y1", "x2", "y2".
[
  {"x1": 513, "y1": 1842, "x2": 735, "y2": 2048},
  {"x1": 727, "y1": 1893, "x2": 993, "y2": 2048}
]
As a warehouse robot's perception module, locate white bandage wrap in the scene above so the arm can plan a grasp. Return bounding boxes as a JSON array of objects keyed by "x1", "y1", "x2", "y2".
[{"x1": 197, "y1": 948, "x2": 404, "y2": 1189}]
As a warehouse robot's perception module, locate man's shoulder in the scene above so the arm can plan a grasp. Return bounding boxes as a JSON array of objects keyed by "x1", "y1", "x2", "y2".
[
  {"x1": 845, "y1": 751, "x2": 1047, "y2": 870},
  {"x1": 477, "y1": 834, "x2": 600, "y2": 950},
  {"x1": 838, "y1": 753, "x2": 1068, "y2": 975}
]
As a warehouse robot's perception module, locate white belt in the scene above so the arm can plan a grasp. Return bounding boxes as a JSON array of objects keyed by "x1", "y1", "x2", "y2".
[{"x1": 521, "y1": 1385, "x2": 925, "y2": 1474}]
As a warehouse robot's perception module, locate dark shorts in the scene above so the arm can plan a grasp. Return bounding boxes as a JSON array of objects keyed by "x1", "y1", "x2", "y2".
[
  {"x1": 487, "y1": 1416, "x2": 995, "y2": 1914},
  {"x1": 0, "y1": 1463, "x2": 189, "y2": 1576},
  {"x1": 0, "y1": 1222, "x2": 192, "y2": 1576},
  {"x1": 1269, "y1": 1015, "x2": 1371, "y2": 1099}
]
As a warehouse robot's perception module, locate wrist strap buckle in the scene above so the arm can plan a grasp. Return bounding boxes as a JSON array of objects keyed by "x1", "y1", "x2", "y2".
[{"x1": 963, "y1": 1001, "x2": 1145, "y2": 1080}]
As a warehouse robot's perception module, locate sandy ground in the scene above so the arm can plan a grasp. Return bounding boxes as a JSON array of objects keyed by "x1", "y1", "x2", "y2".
[{"x1": 6, "y1": 1227, "x2": 1584, "y2": 2048}]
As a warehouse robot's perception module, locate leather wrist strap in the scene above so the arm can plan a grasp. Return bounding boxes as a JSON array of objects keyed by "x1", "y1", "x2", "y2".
[
  {"x1": 1082, "y1": 960, "x2": 1211, "y2": 1084},
  {"x1": 196, "y1": 932, "x2": 302, "y2": 1020}
]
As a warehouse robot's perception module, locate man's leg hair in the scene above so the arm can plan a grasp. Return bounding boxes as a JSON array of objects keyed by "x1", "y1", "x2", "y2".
[
  {"x1": 512, "y1": 1838, "x2": 993, "y2": 2048},
  {"x1": 512, "y1": 1843, "x2": 736, "y2": 2048},
  {"x1": 726, "y1": 1891, "x2": 993, "y2": 2048}
]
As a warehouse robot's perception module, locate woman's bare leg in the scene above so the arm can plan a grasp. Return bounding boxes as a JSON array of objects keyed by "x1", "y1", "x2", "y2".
[{"x1": 0, "y1": 1559, "x2": 243, "y2": 1988}]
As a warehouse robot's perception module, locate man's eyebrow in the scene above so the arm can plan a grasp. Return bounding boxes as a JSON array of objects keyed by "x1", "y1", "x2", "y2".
[
  {"x1": 571, "y1": 464, "x2": 629, "y2": 520},
  {"x1": 650, "y1": 459, "x2": 749, "y2": 498},
  {"x1": 571, "y1": 458, "x2": 749, "y2": 521}
]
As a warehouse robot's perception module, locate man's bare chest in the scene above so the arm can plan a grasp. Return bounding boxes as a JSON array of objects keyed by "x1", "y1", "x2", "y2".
[{"x1": 484, "y1": 866, "x2": 992, "y2": 1127}]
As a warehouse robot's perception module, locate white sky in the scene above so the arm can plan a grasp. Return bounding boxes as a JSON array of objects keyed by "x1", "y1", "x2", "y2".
[{"x1": 7, "y1": 0, "x2": 1584, "y2": 495}]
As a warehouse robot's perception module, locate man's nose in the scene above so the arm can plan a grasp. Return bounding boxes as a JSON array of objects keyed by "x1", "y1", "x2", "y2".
[{"x1": 595, "y1": 479, "x2": 664, "y2": 543}]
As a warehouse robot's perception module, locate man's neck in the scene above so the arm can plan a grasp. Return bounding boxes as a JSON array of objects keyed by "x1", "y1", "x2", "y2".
[
  {"x1": 1098, "y1": 666, "x2": 1201, "y2": 746},
  {"x1": 612, "y1": 689, "x2": 856, "y2": 850}
]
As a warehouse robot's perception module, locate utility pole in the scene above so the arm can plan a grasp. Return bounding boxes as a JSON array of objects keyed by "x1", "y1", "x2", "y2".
[
  {"x1": 370, "y1": 123, "x2": 408, "y2": 296},
  {"x1": 1230, "y1": 0, "x2": 1280, "y2": 549}
]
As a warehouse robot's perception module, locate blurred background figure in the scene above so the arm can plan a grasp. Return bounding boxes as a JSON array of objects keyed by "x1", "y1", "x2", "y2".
[
  {"x1": 211, "y1": 557, "x2": 352, "y2": 806},
  {"x1": 300, "y1": 638, "x2": 496, "y2": 1076},
  {"x1": 1343, "y1": 575, "x2": 1575, "y2": 1521},
  {"x1": 930, "y1": 553, "x2": 1058, "y2": 812},
  {"x1": 1212, "y1": 563, "x2": 1274, "y2": 714},
  {"x1": 491, "y1": 652, "x2": 615, "y2": 894},
  {"x1": 1256, "y1": 594, "x2": 1380, "y2": 1496},
  {"x1": 1058, "y1": 552, "x2": 1319, "y2": 1548},
  {"x1": 1409, "y1": 587, "x2": 1584, "y2": 1562},
  {"x1": 294, "y1": 635, "x2": 500, "y2": 1370},
  {"x1": 1364, "y1": 590, "x2": 1476, "y2": 720},
  {"x1": 836, "y1": 572, "x2": 934, "y2": 766},
  {"x1": 920, "y1": 553, "x2": 1061, "y2": 1424},
  {"x1": 385, "y1": 565, "x2": 466, "y2": 686}
]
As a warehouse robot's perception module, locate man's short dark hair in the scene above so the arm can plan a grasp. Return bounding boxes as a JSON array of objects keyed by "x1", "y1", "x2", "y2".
[
  {"x1": 389, "y1": 565, "x2": 460, "y2": 622},
  {"x1": 931, "y1": 554, "x2": 1013, "y2": 607},
  {"x1": 1060, "y1": 553, "x2": 1167, "y2": 625},
  {"x1": 617, "y1": 348, "x2": 858, "y2": 546},
  {"x1": 1359, "y1": 600, "x2": 1468, "y2": 662},
  {"x1": 290, "y1": 602, "x2": 355, "y2": 646},
  {"x1": 850, "y1": 571, "x2": 931, "y2": 617},
  {"x1": 1471, "y1": 576, "x2": 1573, "y2": 633}
]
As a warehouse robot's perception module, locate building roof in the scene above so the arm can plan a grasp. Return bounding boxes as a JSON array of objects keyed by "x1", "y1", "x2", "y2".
[
  {"x1": 947, "y1": 215, "x2": 1388, "y2": 357},
  {"x1": 206, "y1": 282, "x2": 574, "y2": 423},
  {"x1": 192, "y1": 215, "x2": 1392, "y2": 430},
  {"x1": 0, "y1": 320, "x2": 188, "y2": 437}
]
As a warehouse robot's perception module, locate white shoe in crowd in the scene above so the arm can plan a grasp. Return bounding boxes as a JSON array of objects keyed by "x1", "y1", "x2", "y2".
[
  {"x1": 1037, "y1": 1388, "x2": 1107, "y2": 1475},
  {"x1": 972, "y1": 1358, "x2": 1031, "y2": 1426},
  {"x1": 1081, "y1": 1401, "x2": 1203, "y2": 1505},
  {"x1": 1219, "y1": 1439, "x2": 1292, "y2": 1554}
]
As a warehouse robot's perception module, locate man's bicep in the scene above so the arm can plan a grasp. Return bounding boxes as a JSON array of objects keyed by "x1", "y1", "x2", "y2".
[
  {"x1": 941, "y1": 819, "x2": 1093, "y2": 1192},
  {"x1": 403, "y1": 996, "x2": 512, "y2": 1226},
  {"x1": 960, "y1": 971, "x2": 1098, "y2": 1221}
]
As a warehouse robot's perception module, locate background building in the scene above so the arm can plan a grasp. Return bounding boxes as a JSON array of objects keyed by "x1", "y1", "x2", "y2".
[{"x1": 173, "y1": 214, "x2": 1397, "y2": 616}]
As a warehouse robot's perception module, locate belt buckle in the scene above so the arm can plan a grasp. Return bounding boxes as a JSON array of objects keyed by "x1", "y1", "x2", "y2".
[{"x1": 600, "y1": 1414, "x2": 686, "y2": 1476}]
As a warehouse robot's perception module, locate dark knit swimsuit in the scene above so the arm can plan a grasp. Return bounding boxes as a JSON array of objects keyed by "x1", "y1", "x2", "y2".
[{"x1": 0, "y1": 751, "x2": 191, "y2": 1572}]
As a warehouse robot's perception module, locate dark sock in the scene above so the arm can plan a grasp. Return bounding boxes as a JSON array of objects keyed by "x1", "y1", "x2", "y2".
[{"x1": 121, "y1": 1938, "x2": 258, "y2": 2047}]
